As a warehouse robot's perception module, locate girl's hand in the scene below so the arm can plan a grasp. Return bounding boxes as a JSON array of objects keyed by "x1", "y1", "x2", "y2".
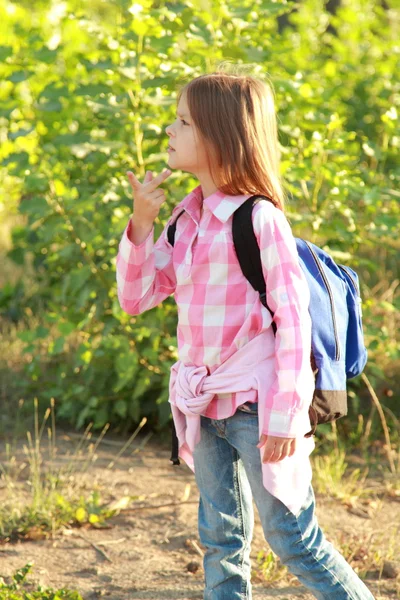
[
  {"x1": 127, "y1": 168, "x2": 172, "y2": 228},
  {"x1": 257, "y1": 434, "x2": 297, "y2": 463}
]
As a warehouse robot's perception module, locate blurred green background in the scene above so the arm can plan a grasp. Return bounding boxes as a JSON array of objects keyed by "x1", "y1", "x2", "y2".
[{"x1": 0, "y1": 0, "x2": 399, "y2": 461}]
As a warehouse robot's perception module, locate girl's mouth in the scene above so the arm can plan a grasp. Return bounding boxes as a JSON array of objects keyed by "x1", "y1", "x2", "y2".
[{"x1": 168, "y1": 145, "x2": 175, "y2": 152}]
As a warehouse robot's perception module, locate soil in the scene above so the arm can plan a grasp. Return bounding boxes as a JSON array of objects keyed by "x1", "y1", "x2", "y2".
[{"x1": 0, "y1": 429, "x2": 399, "y2": 600}]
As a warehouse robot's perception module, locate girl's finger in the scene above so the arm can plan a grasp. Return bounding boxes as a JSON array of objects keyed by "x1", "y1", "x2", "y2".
[
  {"x1": 278, "y1": 443, "x2": 291, "y2": 461},
  {"x1": 127, "y1": 171, "x2": 141, "y2": 190},
  {"x1": 269, "y1": 443, "x2": 284, "y2": 462},
  {"x1": 262, "y1": 449, "x2": 276, "y2": 463},
  {"x1": 262, "y1": 439, "x2": 278, "y2": 462},
  {"x1": 144, "y1": 170, "x2": 153, "y2": 184},
  {"x1": 288, "y1": 438, "x2": 297, "y2": 457},
  {"x1": 257, "y1": 434, "x2": 268, "y2": 449},
  {"x1": 271, "y1": 452, "x2": 283, "y2": 462},
  {"x1": 145, "y1": 169, "x2": 172, "y2": 192}
]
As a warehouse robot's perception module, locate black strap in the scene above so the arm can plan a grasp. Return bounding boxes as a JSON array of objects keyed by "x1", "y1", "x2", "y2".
[
  {"x1": 167, "y1": 209, "x2": 184, "y2": 466},
  {"x1": 167, "y1": 210, "x2": 185, "y2": 247},
  {"x1": 170, "y1": 418, "x2": 180, "y2": 465},
  {"x1": 232, "y1": 195, "x2": 277, "y2": 335}
]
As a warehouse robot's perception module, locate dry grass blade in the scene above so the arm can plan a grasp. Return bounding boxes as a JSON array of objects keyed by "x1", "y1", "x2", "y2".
[{"x1": 361, "y1": 373, "x2": 396, "y2": 474}]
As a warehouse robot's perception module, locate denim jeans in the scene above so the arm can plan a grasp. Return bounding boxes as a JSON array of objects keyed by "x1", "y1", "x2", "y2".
[{"x1": 192, "y1": 401, "x2": 375, "y2": 600}]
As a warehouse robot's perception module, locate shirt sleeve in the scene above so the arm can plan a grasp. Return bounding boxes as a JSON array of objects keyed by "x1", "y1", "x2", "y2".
[
  {"x1": 252, "y1": 200, "x2": 314, "y2": 438},
  {"x1": 115, "y1": 216, "x2": 177, "y2": 315}
]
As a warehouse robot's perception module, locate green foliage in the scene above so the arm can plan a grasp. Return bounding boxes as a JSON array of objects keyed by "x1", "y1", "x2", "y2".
[
  {"x1": 311, "y1": 448, "x2": 370, "y2": 503},
  {"x1": 0, "y1": 487, "x2": 115, "y2": 542},
  {"x1": 0, "y1": 0, "x2": 399, "y2": 437},
  {"x1": 255, "y1": 548, "x2": 289, "y2": 584},
  {"x1": 0, "y1": 563, "x2": 83, "y2": 599}
]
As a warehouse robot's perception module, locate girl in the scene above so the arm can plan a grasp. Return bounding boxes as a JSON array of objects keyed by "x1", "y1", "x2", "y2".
[{"x1": 116, "y1": 69, "x2": 375, "y2": 600}]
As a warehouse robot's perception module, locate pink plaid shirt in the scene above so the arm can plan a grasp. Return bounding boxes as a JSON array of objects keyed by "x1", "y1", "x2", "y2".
[{"x1": 116, "y1": 184, "x2": 316, "y2": 514}]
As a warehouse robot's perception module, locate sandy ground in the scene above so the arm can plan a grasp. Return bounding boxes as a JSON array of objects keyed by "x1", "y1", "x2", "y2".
[{"x1": 0, "y1": 429, "x2": 399, "y2": 599}]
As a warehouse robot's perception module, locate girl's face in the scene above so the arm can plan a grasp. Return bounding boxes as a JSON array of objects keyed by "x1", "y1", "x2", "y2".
[{"x1": 165, "y1": 93, "x2": 210, "y2": 177}]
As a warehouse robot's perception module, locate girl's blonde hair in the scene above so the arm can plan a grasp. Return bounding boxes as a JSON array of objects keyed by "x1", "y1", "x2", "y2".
[{"x1": 177, "y1": 66, "x2": 287, "y2": 212}]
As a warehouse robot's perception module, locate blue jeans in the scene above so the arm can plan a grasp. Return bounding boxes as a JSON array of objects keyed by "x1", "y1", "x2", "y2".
[{"x1": 192, "y1": 402, "x2": 375, "y2": 600}]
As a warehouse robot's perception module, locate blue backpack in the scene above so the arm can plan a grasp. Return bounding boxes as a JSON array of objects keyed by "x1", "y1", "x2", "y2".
[{"x1": 168, "y1": 195, "x2": 368, "y2": 465}]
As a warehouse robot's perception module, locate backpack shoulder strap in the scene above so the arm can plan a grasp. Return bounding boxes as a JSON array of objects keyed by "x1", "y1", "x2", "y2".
[
  {"x1": 232, "y1": 197, "x2": 265, "y2": 300},
  {"x1": 167, "y1": 209, "x2": 185, "y2": 247},
  {"x1": 232, "y1": 195, "x2": 276, "y2": 332}
]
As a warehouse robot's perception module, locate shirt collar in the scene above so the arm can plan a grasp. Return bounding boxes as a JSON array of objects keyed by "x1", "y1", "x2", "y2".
[{"x1": 173, "y1": 184, "x2": 255, "y2": 224}]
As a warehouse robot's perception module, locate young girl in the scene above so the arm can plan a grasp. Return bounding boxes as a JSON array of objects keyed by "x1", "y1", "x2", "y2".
[{"x1": 116, "y1": 69, "x2": 375, "y2": 600}]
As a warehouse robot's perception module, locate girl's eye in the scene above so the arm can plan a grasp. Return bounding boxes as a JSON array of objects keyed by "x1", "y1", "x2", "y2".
[{"x1": 180, "y1": 119, "x2": 188, "y2": 126}]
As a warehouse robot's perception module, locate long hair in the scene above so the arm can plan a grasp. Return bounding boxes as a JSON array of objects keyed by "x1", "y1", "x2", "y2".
[{"x1": 177, "y1": 67, "x2": 287, "y2": 212}]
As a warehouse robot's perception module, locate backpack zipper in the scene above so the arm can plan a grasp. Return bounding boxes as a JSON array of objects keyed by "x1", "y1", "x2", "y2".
[
  {"x1": 304, "y1": 242, "x2": 341, "y2": 361},
  {"x1": 338, "y1": 264, "x2": 359, "y2": 295},
  {"x1": 338, "y1": 264, "x2": 363, "y2": 318}
]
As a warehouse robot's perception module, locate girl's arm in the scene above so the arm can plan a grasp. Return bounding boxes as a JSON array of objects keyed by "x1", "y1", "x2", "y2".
[
  {"x1": 116, "y1": 216, "x2": 176, "y2": 315},
  {"x1": 253, "y1": 200, "x2": 314, "y2": 438}
]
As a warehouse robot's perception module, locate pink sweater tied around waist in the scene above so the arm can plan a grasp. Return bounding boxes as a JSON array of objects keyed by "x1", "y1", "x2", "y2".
[
  {"x1": 168, "y1": 331, "x2": 316, "y2": 517},
  {"x1": 170, "y1": 332, "x2": 275, "y2": 453}
]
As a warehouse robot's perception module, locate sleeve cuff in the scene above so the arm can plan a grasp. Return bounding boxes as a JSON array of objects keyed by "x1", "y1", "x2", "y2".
[
  {"x1": 263, "y1": 406, "x2": 312, "y2": 438},
  {"x1": 119, "y1": 218, "x2": 154, "y2": 266}
]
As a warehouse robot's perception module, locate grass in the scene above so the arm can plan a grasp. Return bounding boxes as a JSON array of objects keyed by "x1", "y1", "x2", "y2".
[
  {"x1": 325, "y1": 525, "x2": 400, "y2": 599},
  {"x1": 0, "y1": 397, "x2": 150, "y2": 543},
  {"x1": 311, "y1": 413, "x2": 400, "y2": 508},
  {"x1": 311, "y1": 447, "x2": 371, "y2": 504},
  {"x1": 334, "y1": 528, "x2": 399, "y2": 578},
  {"x1": 253, "y1": 548, "x2": 293, "y2": 585},
  {"x1": 0, "y1": 563, "x2": 84, "y2": 599}
]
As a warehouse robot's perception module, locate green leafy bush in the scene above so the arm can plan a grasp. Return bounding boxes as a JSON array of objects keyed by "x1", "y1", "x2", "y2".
[{"x1": 0, "y1": 0, "x2": 398, "y2": 441}]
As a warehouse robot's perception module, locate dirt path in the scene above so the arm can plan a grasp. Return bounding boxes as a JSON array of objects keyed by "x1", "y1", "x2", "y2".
[{"x1": 0, "y1": 430, "x2": 399, "y2": 599}]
